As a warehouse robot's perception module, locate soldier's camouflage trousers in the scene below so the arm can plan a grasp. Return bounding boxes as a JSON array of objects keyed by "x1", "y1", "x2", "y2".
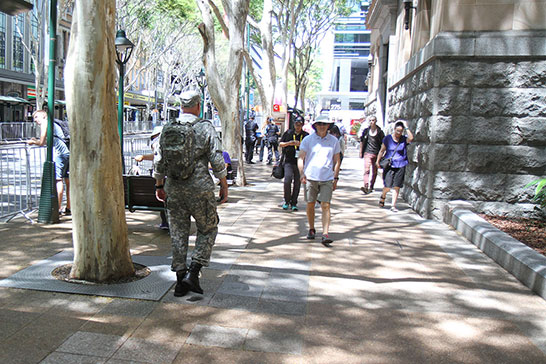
[{"x1": 166, "y1": 189, "x2": 218, "y2": 272}]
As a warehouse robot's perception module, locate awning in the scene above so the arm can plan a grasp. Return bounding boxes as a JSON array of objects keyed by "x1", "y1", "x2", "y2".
[{"x1": 0, "y1": 95, "x2": 31, "y2": 105}]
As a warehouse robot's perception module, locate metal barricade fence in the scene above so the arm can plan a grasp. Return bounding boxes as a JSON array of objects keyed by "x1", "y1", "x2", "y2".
[
  {"x1": 0, "y1": 142, "x2": 46, "y2": 222},
  {"x1": 0, "y1": 122, "x2": 39, "y2": 141},
  {"x1": 0, "y1": 133, "x2": 154, "y2": 222},
  {"x1": 124, "y1": 134, "x2": 154, "y2": 176}
]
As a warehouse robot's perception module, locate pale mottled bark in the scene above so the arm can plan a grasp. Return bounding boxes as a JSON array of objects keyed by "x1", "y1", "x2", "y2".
[
  {"x1": 197, "y1": 0, "x2": 249, "y2": 185},
  {"x1": 246, "y1": 0, "x2": 275, "y2": 118},
  {"x1": 64, "y1": 0, "x2": 134, "y2": 282}
]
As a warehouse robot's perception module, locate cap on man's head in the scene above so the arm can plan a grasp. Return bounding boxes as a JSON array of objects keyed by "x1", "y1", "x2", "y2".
[
  {"x1": 294, "y1": 115, "x2": 304, "y2": 124},
  {"x1": 313, "y1": 115, "x2": 333, "y2": 124},
  {"x1": 179, "y1": 89, "x2": 201, "y2": 108},
  {"x1": 151, "y1": 126, "x2": 163, "y2": 139}
]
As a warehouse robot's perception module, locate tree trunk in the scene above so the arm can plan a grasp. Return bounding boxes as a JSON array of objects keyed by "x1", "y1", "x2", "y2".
[
  {"x1": 196, "y1": 0, "x2": 249, "y2": 186},
  {"x1": 64, "y1": 0, "x2": 134, "y2": 282},
  {"x1": 258, "y1": 0, "x2": 275, "y2": 118}
]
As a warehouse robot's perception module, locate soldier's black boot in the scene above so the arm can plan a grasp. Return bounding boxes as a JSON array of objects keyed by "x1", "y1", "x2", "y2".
[
  {"x1": 182, "y1": 262, "x2": 204, "y2": 294},
  {"x1": 174, "y1": 269, "x2": 189, "y2": 297}
]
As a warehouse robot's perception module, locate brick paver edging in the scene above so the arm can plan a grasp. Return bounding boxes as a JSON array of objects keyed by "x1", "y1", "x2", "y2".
[{"x1": 444, "y1": 201, "x2": 546, "y2": 300}]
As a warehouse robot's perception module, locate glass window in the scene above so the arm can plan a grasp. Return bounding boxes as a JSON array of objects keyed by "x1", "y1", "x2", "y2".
[
  {"x1": 350, "y1": 64, "x2": 368, "y2": 92},
  {"x1": 13, "y1": 15, "x2": 25, "y2": 72},
  {"x1": 0, "y1": 14, "x2": 6, "y2": 69}
]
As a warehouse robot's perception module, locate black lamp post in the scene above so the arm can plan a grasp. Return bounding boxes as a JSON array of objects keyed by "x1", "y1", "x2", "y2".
[
  {"x1": 404, "y1": 0, "x2": 415, "y2": 30},
  {"x1": 196, "y1": 68, "x2": 207, "y2": 118},
  {"x1": 115, "y1": 30, "x2": 134, "y2": 173}
]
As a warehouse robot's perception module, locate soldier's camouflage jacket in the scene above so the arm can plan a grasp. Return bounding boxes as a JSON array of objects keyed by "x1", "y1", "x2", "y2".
[{"x1": 153, "y1": 113, "x2": 227, "y2": 193}]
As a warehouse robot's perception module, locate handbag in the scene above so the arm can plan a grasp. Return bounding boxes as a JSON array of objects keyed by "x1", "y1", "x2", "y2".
[
  {"x1": 271, "y1": 154, "x2": 285, "y2": 179},
  {"x1": 379, "y1": 156, "x2": 391, "y2": 170},
  {"x1": 379, "y1": 139, "x2": 402, "y2": 170}
]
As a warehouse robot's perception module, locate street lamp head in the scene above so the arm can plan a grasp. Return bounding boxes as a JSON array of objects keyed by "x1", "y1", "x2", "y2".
[
  {"x1": 115, "y1": 30, "x2": 134, "y2": 65},
  {"x1": 196, "y1": 68, "x2": 206, "y2": 88}
]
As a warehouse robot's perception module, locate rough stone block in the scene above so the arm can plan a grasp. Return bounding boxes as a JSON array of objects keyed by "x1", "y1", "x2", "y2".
[
  {"x1": 473, "y1": 201, "x2": 542, "y2": 219},
  {"x1": 432, "y1": 171, "x2": 508, "y2": 201},
  {"x1": 512, "y1": 117, "x2": 546, "y2": 146},
  {"x1": 437, "y1": 87, "x2": 472, "y2": 116},
  {"x1": 437, "y1": 60, "x2": 515, "y2": 88},
  {"x1": 429, "y1": 199, "x2": 447, "y2": 220},
  {"x1": 471, "y1": 88, "x2": 546, "y2": 117},
  {"x1": 431, "y1": 144, "x2": 467, "y2": 172},
  {"x1": 469, "y1": 61, "x2": 516, "y2": 88},
  {"x1": 467, "y1": 145, "x2": 546, "y2": 174},
  {"x1": 512, "y1": 61, "x2": 546, "y2": 88},
  {"x1": 503, "y1": 174, "x2": 543, "y2": 204},
  {"x1": 414, "y1": 117, "x2": 430, "y2": 142},
  {"x1": 415, "y1": 91, "x2": 434, "y2": 117}
]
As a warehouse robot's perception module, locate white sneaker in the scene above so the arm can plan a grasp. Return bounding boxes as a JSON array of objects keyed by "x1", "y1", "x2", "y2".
[{"x1": 390, "y1": 207, "x2": 398, "y2": 213}]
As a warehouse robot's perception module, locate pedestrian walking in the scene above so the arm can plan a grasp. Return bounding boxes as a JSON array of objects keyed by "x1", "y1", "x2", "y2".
[
  {"x1": 28, "y1": 110, "x2": 71, "y2": 216},
  {"x1": 244, "y1": 115, "x2": 258, "y2": 164},
  {"x1": 134, "y1": 126, "x2": 169, "y2": 230},
  {"x1": 359, "y1": 116, "x2": 384, "y2": 194},
  {"x1": 298, "y1": 116, "x2": 341, "y2": 247},
  {"x1": 279, "y1": 115, "x2": 308, "y2": 211},
  {"x1": 375, "y1": 120, "x2": 413, "y2": 212},
  {"x1": 264, "y1": 117, "x2": 280, "y2": 164},
  {"x1": 329, "y1": 125, "x2": 345, "y2": 165},
  {"x1": 154, "y1": 89, "x2": 228, "y2": 297}
]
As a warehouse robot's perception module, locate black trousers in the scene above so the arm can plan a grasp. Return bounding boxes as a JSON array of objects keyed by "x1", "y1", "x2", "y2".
[
  {"x1": 283, "y1": 162, "x2": 301, "y2": 206},
  {"x1": 245, "y1": 138, "x2": 256, "y2": 162}
]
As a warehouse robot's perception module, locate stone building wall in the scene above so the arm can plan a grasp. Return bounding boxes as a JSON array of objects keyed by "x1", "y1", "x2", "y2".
[{"x1": 386, "y1": 54, "x2": 546, "y2": 219}]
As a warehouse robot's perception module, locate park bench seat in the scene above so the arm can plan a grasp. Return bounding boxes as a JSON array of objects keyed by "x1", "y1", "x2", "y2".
[{"x1": 123, "y1": 175, "x2": 165, "y2": 213}]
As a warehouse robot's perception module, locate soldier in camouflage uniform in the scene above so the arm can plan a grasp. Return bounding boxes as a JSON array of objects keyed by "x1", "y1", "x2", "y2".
[{"x1": 154, "y1": 89, "x2": 228, "y2": 297}]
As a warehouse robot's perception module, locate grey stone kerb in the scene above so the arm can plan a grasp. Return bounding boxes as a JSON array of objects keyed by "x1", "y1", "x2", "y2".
[{"x1": 444, "y1": 200, "x2": 546, "y2": 300}]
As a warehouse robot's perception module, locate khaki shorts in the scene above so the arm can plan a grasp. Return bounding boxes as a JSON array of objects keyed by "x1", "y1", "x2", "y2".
[{"x1": 305, "y1": 180, "x2": 334, "y2": 203}]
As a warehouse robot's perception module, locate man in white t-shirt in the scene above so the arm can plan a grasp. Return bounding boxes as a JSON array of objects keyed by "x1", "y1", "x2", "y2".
[{"x1": 298, "y1": 116, "x2": 341, "y2": 247}]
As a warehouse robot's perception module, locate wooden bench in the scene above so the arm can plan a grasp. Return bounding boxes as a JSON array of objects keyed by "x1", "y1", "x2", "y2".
[
  {"x1": 123, "y1": 175, "x2": 165, "y2": 213},
  {"x1": 123, "y1": 158, "x2": 238, "y2": 212}
]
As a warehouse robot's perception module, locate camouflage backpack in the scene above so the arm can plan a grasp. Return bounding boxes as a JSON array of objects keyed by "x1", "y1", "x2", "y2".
[{"x1": 158, "y1": 115, "x2": 197, "y2": 180}]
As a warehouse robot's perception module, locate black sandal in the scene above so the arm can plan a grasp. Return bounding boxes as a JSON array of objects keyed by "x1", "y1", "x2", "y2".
[{"x1": 379, "y1": 195, "x2": 386, "y2": 208}]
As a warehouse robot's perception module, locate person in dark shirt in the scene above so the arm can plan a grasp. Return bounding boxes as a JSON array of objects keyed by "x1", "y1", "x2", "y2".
[
  {"x1": 279, "y1": 116, "x2": 308, "y2": 211},
  {"x1": 359, "y1": 116, "x2": 385, "y2": 194},
  {"x1": 244, "y1": 116, "x2": 258, "y2": 164},
  {"x1": 264, "y1": 117, "x2": 280, "y2": 164}
]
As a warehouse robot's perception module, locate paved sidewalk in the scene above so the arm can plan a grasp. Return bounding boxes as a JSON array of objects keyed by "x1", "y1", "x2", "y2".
[{"x1": 1, "y1": 147, "x2": 546, "y2": 364}]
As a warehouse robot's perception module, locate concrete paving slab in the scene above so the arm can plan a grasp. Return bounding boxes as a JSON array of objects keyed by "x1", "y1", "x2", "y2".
[
  {"x1": 208, "y1": 293, "x2": 260, "y2": 311},
  {"x1": 256, "y1": 299, "x2": 307, "y2": 316},
  {"x1": 112, "y1": 337, "x2": 182, "y2": 363},
  {"x1": 186, "y1": 324, "x2": 247, "y2": 350},
  {"x1": 56, "y1": 331, "x2": 125, "y2": 357},
  {"x1": 40, "y1": 352, "x2": 107, "y2": 364},
  {"x1": 245, "y1": 328, "x2": 303, "y2": 354}
]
